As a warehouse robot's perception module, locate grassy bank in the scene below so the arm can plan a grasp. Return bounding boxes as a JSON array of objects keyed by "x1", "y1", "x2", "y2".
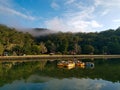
[{"x1": 0, "y1": 55, "x2": 120, "y2": 61}]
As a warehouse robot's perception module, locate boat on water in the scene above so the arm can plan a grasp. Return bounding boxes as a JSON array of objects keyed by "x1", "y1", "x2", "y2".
[
  {"x1": 57, "y1": 64, "x2": 75, "y2": 69},
  {"x1": 75, "y1": 60, "x2": 85, "y2": 67},
  {"x1": 65, "y1": 61, "x2": 75, "y2": 67},
  {"x1": 57, "y1": 60, "x2": 94, "y2": 69},
  {"x1": 57, "y1": 60, "x2": 75, "y2": 67},
  {"x1": 57, "y1": 61, "x2": 66, "y2": 66},
  {"x1": 85, "y1": 62, "x2": 94, "y2": 69}
]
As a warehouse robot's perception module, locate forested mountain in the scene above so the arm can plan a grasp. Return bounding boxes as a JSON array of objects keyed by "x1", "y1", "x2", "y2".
[
  {"x1": 0, "y1": 24, "x2": 34, "y2": 55},
  {"x1": 36, "y1": 27, "x2": 120, "y2": 55},
  {"x1": 0, "y1": 24, "x2": 120, "y2": 55}
]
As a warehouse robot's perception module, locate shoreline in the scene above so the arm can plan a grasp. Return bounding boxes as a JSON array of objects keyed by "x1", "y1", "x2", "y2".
[{"x1": 0, "y1": 55, "x2": 120, "y2": 60}]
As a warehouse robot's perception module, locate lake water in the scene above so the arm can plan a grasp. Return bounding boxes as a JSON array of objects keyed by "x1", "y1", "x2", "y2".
[{"x1": 0, "y1": 58, "x2": 120, "y2": 90}]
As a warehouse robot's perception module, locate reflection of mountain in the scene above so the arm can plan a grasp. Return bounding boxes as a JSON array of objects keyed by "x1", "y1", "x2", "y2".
[
  {"x1": 0, "y1": 58, "x2": 120, "y2": 87},
  {"x1": 0, "y1": 60, "x2": 47, "y2": 86}
]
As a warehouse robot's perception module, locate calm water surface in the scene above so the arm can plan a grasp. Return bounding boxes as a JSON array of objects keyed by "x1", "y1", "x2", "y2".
[{"x1": 0, "y1": 58, "x2": 120, "y2": 90}]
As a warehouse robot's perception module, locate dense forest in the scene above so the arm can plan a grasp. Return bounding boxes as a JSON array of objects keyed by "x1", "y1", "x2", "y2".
[{"x1": 0, "y1": 24, "x2": 120, "y2": 55}]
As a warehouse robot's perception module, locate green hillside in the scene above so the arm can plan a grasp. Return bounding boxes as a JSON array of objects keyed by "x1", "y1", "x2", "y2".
[
  {"x1": 0, "y1": 24, "x2": 120, "y2": 55},
  {"x1": 36, "y1": 27, "x2": 120, "y2": 54}
]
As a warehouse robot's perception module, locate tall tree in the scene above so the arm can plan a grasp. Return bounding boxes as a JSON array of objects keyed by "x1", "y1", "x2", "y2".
[
  {"x1": 46, "y1": 40, "x2": 56, "y2": 53},
  {"x1": 39, "y1": 42, "x2": 47, "y2": 54},
  {"x1": 74, "y1": 44, "x2": 81, "y2": 54},
  {"x1": 12, "y1": 45, "x2": 23, "y2": 55},
  {"x1": 83, "y1": 45, "x2": 94, "y2": 54},
  {"x1": 0, "y1": 43, "x2": 4, "y2": 55}
]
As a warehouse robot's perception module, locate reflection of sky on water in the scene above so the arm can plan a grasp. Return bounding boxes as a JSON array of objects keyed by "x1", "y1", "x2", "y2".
[{"x1": 0, "y1": 75, "x2": 120, "y2": 90}]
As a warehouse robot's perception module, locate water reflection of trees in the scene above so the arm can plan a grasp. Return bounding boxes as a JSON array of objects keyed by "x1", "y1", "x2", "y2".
[
  {"x1": 0, "y1": 58, "x2": 120, "y2": 87},
  {"x1": 0, "y1": 60, "x2": 47, "y2": 86},
  {"x1": 38, "y1": 59, "x2": 120, "y2": 83}
]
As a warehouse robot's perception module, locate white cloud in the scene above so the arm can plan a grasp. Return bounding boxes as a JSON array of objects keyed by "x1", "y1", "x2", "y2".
[
  {"x1": 95, "y1": 0, "x2": 120, "y2": 8},
  {"x1": 43, "y1": 78, "x2": 108, "y2": 90},
  {"x1": 66, "y1": 19, "x2": 102, "y2": 32},
  {"x1": 101, "y1": 9, "x2": 110, "y2": 16},
  {"x1": 0, "y1": 5, "x2": 35, "y2": 20},
  {"x1": 94, "y1": 0, "x2": 120, "y2": 16},
  {"x1": 51, "y1": 2, "x2": 60, "y2": 10},
  {"x1": 0, "y1": 0, "x2": 36, "y2": 21},
  {"x1": 45, "y1": 17, "x2": 68, "y2": 32},
  {"x1": 45, "y1": 6, "x2": 102, "y2": 32},
  {"x1": 0, "y1": 0, "x2": 13, "y2": 7},
  {"x1": 91, "y1": 20, "x2": 103, "y2": 28},
  {"x1": 65, "y1": 0, "x2": 76, "y2": 5},
  {"x1": 1, "y1": 77, "x2": 120, "y2": 90},
  {"x1": 113, "y1": 19, "x2": 120, "y2": 23},
  {"x1": 66, "y1": 6, "x2": 95, "y2": 20}
]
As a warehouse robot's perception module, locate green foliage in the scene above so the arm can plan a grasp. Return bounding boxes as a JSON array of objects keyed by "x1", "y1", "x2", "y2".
[
  {"x1": 46, "y1": 40, "x2": 56, "y2": 53},
  {"x1": 1, "y1": 24, "x2": 120, "y2": 55},
  {"x1": 39, "y1": 42, "x2": 47, "y2": 54},
  {"x1": 0, "y1": 43, "x2": 4, "y2": 55},
  {"x1": 12, "y1": 45, "x2": 23, "y2": 55},
  {"x1": 0, "y1": 24, "x2": 34, "y2": 55},
  {"x1": 82, "y1": 45, "x2": 94, "y2": 54},
  {"x1": 36, "y1": 27, "x2": 120, "y2": 54}
]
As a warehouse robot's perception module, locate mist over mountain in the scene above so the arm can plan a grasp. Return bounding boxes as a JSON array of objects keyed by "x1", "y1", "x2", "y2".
[
  {"x1": 28, "y1": 28, "x2": 57, "y2": 36},
  {"x1": 17, "y1": 27, "x2": 57, "y2": 36}
]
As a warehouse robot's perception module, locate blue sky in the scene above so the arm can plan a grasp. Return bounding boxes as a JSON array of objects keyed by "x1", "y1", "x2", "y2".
[{"x1": 0, "y1": 0, "x2": 120, "y2": 32}]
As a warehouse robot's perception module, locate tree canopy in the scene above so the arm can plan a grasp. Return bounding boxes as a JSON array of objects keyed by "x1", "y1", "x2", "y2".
[{"x1": 0, "y1": 24, "x2": 120, "y2": 55}]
